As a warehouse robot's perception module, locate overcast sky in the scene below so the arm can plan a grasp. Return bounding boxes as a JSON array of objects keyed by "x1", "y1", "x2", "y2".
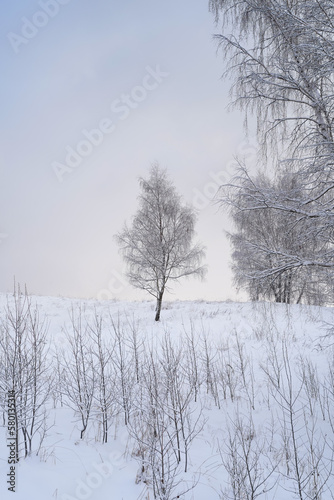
[{"x1": 1, "y1": 0, "x2": 256, "y2": 302}]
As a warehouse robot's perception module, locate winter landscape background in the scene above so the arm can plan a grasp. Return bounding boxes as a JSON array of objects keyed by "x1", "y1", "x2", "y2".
[
  {"x1": 1, "y1": 293, "x2": 334, "y2": 500},
  {"x1": 3, "y1": 0, "x2": 334, "y2": 499}
]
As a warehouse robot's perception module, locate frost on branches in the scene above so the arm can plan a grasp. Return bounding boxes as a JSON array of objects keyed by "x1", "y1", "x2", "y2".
[
  {"x1": 211, "y1": 0, "x2": 334, "y2": 304},
  {"x1": 115, "y1": 164, "x2": 206, "y2": 320}
]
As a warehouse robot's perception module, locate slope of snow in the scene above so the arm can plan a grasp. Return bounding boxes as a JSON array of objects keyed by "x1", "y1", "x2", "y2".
[{"x1": 0, "y1": 294, "x2": 333, "y2": 500}]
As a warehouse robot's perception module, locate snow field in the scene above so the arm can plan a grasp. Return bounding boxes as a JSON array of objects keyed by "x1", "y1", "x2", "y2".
[{"x1": 0, "y1": 295, "x2": 333, "y2": 500}]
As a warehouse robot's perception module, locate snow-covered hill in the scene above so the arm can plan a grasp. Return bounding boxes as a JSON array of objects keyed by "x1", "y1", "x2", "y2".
[{"x1": 0, "y1": 294, "x2": 333, "y2": 500}]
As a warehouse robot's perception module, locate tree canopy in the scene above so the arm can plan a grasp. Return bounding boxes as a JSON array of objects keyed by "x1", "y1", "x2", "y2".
[{"x1": 116, "y1": 165, "x2": 206, "y2": 320}]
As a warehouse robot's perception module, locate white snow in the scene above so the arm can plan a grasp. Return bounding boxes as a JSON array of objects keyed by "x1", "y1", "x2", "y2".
[{"x1": 0, "y1": 294, "x2": 333, "y2": 500}]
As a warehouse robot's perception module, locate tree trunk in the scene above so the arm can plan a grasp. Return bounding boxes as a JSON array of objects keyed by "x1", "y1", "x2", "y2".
[
  {"x1": 155, "y1": 291, "x2": 164, "y2": 321},
  {"x1": 286, "y1": 270, "x2": 292, "y2": 305}
]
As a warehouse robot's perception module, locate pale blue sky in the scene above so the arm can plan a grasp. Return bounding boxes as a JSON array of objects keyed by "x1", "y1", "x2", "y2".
[{"x1": 1, "y1": 0, "x2": 252, "y2": 301}]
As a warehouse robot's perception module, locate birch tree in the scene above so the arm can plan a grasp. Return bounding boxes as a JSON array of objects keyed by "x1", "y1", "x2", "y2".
[
  {"x1": 116, "y1": 164, "x2": 206, "y2": 321},
  {"x1": 225, "y1": 168, "x2": 330, "y2": 304},
  {"x1": 211, "y1": 0, "x2": 334, "y2": 297}
]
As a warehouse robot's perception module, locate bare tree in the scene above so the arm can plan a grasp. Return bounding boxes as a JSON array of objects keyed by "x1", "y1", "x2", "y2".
[
  {"x1": 57, "y1": 307, "x2": 95, "y2": 440},
  {"x1": 183, "y1": 320, "x2": 202, "y2": 402},
  {"x1": 109, "y1": 313, "x2": 135, "y2": 426},
  {"x1": 160, "y1": 330, "x2": 205, "y2": 472},
  {"x1": 0, "y1": 286, "x2": 52, "y2": 458},
  {"x1": 124, "y1": 314, "x2": 144, "y2": 385},
  {"x1": 266, "y1": 341, "x2": 333, "y2": 499},
  {"x1": 87, "y1": 310, "x2": 115, "y2": 444},
  {"x1": 130, "y1": 340, "x2": 200, "y2": 499},
  {"x1": 223, "y1": 167, "x2": 332, "y2": 304},
  {"x1": 130, "y1": 347, "x2": 182, "y2": 499},
  {"x1": 217, "y1": 342, "x2": 239, "y2": 403},
  {"x1": 234, "y1": 332, "x2": 256, "y2": 410},
  {"x1": 211, "y1": 0, "x2": 334, "y2": 298},
  {"x1": 219, "y1": 409, "x2": 278, "y2": 500},
  {"x1": 210, "y1": 0, "x2": 334, "y2": 164},
  {"x1": 115, "y1": 164, "x2": 206, "y2": 321}
]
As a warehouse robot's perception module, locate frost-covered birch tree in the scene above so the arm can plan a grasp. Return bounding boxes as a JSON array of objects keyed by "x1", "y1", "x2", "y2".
[
  {"x1": 115, "y1": 164, "x2": 206, "y2": 321},
  {"x1": 211, "y1": 0, "x2": 334, "y2": 299},
  {"x1": 224, "y1": 167, "x2": 330, "y2": 304}
]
